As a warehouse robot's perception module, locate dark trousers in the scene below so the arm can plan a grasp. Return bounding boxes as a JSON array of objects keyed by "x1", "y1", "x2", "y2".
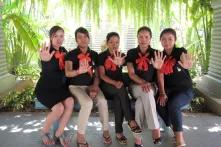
[
  {"x1": 101, "y1": 83, "x2": 133, "y2": 133},
  {"x1": 157, "y1": 88, "x2": 194, "y2": 132}
]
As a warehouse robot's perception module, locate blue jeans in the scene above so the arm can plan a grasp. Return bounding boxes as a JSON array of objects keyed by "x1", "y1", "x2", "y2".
[{"x1": 157, "y1": 88, "x2": 194, "y2": 132}]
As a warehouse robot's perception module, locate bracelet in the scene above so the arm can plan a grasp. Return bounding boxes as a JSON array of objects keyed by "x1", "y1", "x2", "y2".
[{"x1": 159, "y1": 93, "x2": 166, "y2": 96}]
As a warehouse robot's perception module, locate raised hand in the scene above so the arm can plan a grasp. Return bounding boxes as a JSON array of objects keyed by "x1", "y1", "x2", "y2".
[
  {"x1": 151, "y1": 51, "x2": 166, "y2": 70},
  {"x1": 178, "y1": 52, "x2": 193, "y2": 69},
  {"x1": 110, "y1": 51, "x2": 126, "y2": 66},
  {"x1": 77, "y1": 59, "x2": 92, "y2": 74},
  {"x1": 39, "y1": 41, "x2": 55, "y2": 62}
]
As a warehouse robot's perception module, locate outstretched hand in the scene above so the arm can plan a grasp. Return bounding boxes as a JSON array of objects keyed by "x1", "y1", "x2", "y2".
[
  {"x1": 39, "y1": 41, "x2": 55, "y2": 62},
  {"x1": 178, "y1": 52, "x2": 193, "y2": 69},
  {"x1": 109, "y1": 51, "x2": 126, "y2": 66},
  {"x1": 151, "y1": 51, "x2": 166, "y2": 70},
  {"x1": 77, "y1": 59, "x2": 92, "y2": 74}
]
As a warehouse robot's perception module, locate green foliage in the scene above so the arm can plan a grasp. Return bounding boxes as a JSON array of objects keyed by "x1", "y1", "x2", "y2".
[
  {"x1": 0, "y1": 87, "x2": 34, "y2": 111},
  {"x1": 1, "y1": 0, "x2": 42, "y2": 75},
  {"x1": 14, "y1": 64, "x2": 40, "y2": 80},
  {"x1": 185, "y1": 0, "x2": 213, "y2": 75}
]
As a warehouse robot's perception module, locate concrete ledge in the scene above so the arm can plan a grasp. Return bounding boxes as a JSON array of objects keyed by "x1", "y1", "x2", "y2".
[
  {"x1": 0, "y1": 77, "x2": 33, "y2": 108},
  {"x1": 196, "y1": 75, "x2": 221, "y2": 116},
  {"x1": 0, "y1": 73, "x2": 16, "y2": 96}
]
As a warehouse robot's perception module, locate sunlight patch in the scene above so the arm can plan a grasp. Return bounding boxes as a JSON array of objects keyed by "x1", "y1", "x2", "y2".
[
  {"x1": 23, "y1": 128, "x2": 39, "y2": 133},
  {"x1": 208, "y1": 126, "x2": 221, "y2": 132},
  {"x1": 0, "y1": 125, "x2": 8, "y2": 131}
]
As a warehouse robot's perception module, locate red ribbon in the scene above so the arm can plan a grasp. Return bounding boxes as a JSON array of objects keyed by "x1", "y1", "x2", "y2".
[
  {"x1": 136, "y1": 53, "x2": 149, "y2": 71},
  {"x1": 77, "y1": 53, "x2": 93, "y2": 76},
  {"x1": 160, "y1": 57, "x2": 176, "y2": 75},
  {"x1": 54, "y1": 51, "x2": 65, "y2": 70},
  {"x1": 104, "y1": 56, "x2": 117, "y2": 71}
]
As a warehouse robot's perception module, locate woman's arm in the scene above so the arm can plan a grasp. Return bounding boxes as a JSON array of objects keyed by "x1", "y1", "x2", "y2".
[
  {"x1": 99, "y1": 65, "x2": 117, "y2": 86},
  {"x1": 65, "y1": 61, "x2": 79, "y2": 77},
  {"x1": 157, "y1": 70, "x2": 167, "y2": 106},
  {"x1": 127, "y1": 63, "x2": 146, "y2": 84}
]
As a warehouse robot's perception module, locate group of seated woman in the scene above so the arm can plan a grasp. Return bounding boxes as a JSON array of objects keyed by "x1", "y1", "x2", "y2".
[{"x1": 35, "y1": 25, "x2": 193, "y2": 147}]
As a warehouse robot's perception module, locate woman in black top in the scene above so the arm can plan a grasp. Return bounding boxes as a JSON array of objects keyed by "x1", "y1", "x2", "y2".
[
  {"x1": 35, "y1": 26, "x2": 74, "y2": 147},
  {"x1": 157, "y1": 28, "x2": 194, "y2": 147},
  {"x1": 98, "y1": 32, "x2": 142, "y2": 145}
]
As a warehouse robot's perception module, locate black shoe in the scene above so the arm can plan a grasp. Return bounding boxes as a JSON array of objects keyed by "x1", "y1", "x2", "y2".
[
  {"x1": 153, "y1": 137, "x2": 162, "y2": 144},
  {"x1": 135, "y1": 143, "x2": 144, "y2": 147}
]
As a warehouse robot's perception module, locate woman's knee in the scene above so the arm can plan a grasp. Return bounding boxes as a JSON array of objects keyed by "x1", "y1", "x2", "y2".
[
  {"x1": 52, "y1": 103, "x2": 64, "y2": 116},
  {"x1": 64, "y1": 97, "x2": 74, "y2": 109}
]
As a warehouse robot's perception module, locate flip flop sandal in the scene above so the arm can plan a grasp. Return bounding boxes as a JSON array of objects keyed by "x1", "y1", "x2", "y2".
[
  {"x1": 128, "y1": 121, "x2": 142, "y2": 133},
  {"x1": 77, "y1": 141, "x2": 90, "y2": 147},
  {"x1": 41, "y1": 132, "x2": 55, "y2": 145},
  {"x1": 116, "y1": 135, "x2": 127, "y2": 145},
  {"x1": 57, "y1": 133, "x2": 71, "y2": 147},
  {"x1": 153, "y1": 137, "x2": 162, "y2": 144},
  {"x1": 103, "y1": 135, "x2": 112, "y2": 144}
]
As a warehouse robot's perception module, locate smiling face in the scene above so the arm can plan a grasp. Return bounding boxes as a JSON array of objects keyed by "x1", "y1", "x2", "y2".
[
  {"x1": 137, "y1": 30, "x2": 151, "y2": 50},
  {"x1": 160, "y1": 32, "x2": 176, "y2": 51},
  {"x1": 50, "y1": 30, "x2": 64, "y2": 49},
  {"x1": 107, "y1": 36, "x2": 120, "y2": 53}
]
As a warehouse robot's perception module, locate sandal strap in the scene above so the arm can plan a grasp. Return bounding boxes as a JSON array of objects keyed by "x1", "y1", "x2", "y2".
[
  {"x1": 116, "y1": 135, "x2": 127, "y2": 143},
  {"x1": 128, "y1": 123, "x2": 142, "y2": 133},
  {"x1": 41, "y1": 133, "x2": 54, "y2": 142},
  {"x1": 77, "y1": 141, "x2": 89, "y2": 147},
  {"x1": 103, "y1": 135, "x2": 112, "y2": 144}
]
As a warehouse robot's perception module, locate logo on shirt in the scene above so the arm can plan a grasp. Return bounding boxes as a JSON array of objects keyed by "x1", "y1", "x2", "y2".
[{"x1": 177, "y1": 67, "x2": 182, "y2": 72}]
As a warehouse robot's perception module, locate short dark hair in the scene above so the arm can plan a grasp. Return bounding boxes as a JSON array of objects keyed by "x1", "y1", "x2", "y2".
[
  {"x1": 160, "y1": 28, "x2": 177, "y2": 40},
  {"x1": 106, "y1": 32, "x2": 120, "y2": 43},
  {"x1": 49, "y1": 25, "x2": 64, "y2": 38},
  {"x1": 75, "y1": 27, "x2": 90, "y2": 40},
  {"x1": 137, "y1": 26, "x2": 152, "y2": 38}
]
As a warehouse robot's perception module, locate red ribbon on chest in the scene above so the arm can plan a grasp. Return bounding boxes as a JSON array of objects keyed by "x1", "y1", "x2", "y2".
[
  {"x1": 54, "y1": 51, "x2": 65, "y2": 70},
  {"x1": 104, "y1": 56, "x2": 117, "y2": 71},
  {"x1": 160, "y1": 56, "x2": 176, "y2": 75},
  {"x1": 136, "y1": 53, "x2": 149, "y2": 71}
]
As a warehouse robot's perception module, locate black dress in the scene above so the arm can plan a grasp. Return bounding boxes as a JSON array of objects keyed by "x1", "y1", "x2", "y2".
[{"x1": 35, "y1": 47, "x2": 71, "y2": 109}]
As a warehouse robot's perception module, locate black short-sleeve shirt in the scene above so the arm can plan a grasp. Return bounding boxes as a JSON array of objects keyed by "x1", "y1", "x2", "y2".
[
  {"x1": 160, "y1": 47, "x2": 193, "y2": 93},
  {"x1": 98, "y1": 49, "x2": 124, "y2": 81},
  {"x1": 126, "y1": 46, "x2": 156, "y2": 83},
  {"x1": 65, "y1": 47, "x2": 98, "y2": 86}
]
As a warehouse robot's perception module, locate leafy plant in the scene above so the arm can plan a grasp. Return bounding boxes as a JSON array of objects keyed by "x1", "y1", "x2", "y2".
[{"x1": 0, "y1": 87, "x2": 34, "y2": 111}]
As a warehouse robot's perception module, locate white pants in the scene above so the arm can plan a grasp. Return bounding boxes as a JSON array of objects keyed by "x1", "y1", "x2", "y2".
[{"x1": 131, "y1": 84, "x2": 160, "y2": 130}]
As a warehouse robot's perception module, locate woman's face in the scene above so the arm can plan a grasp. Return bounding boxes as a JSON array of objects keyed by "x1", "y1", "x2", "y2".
[
  {"x1": 160, "y1": 33, "x2": 176, "y2": 50},
  {"x1": 76, "y1": 32, "x2": 90, "y2": 49},
  {"x1": 51, "y1": 30, "x2": 64, "y2": 49},
  {"x1": 107, "y1": 36, "x2": 120, "y2": 53},
  {"x1": 137, "y1": 31, "x2": 151, "y2": 49}
]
